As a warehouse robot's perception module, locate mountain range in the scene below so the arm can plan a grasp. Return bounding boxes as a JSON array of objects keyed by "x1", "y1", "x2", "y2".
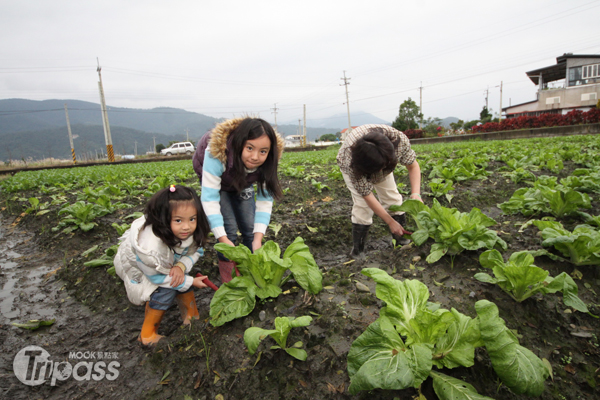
[
  {"x1": 0, "y1": 99, "x2": 393, "y2": 162},
  {"x1": 0, "y1": 99, "x2": 460, "y2": 162}
]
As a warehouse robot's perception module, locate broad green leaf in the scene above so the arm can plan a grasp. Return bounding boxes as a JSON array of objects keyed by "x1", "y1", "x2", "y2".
[
  {"x1": 430, "y1": 371, "x2": 494, "y2": 400},
  {"x1": 79, "y1": 222, "x2": 96, "y2": 232},
  {"x1": 81, "y1": 245, "x2": 99, "y2": 257},
  {"x1": 475, "y1": 300, "x2": 549, "y2": 396},
  {"x1": 479, "y1": 249, "x2": 505, "y2": 270},
  {"x1": 347, "y1": 317, "x2": 432, "y2": 394},
  {"x1": 426, "y1": 243, "x2": 448, "y2": 263},
  {"x1": 209, "y1": 277, "x2": 257, "y2": 327},
  {"x1": 12, "y1": 319, "x2": 56, "y2": 330},
  {"x1": 502, "y1": 264, "x2": 548, "y2": 301},
  {"x1": 546, "y1": 272, "x2": 596, "y2": 317},
  {"x1": 284, "y1": 348, "x2": 307, "y2": 361},
  {"x1": 243, "y1": 316, "x2": 312, "y2": 359},
  {"x1": 361, "y1": 268, "x2": 429, "y2": 336},
  {"x1": 83, "y1": 258, "x2": 113, "y2": 268},
  {"x1": 473, "y1": 273, "x2": 498, "y2": 284},
  {"x1": 290, "y1": 250, "x2": 323, "y2": 294},
  {"x1": 243, "y1": 327, "x2": 277, "y2": 355},
  {"x1": 215, "y1": 242, "x2": 253, "y2": 269},
  {"x1": 408, "y1": 308, "x2": 454, "y2": 346},
  {"x1": 431, "y1": 309, "x2": 482, "y2": 369},
  {"x1": 254, "y1": 283, "x2": 282, "y2": 300}
]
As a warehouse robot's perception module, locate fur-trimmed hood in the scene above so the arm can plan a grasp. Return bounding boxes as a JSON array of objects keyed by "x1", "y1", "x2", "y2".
[{"x1": 208, "y1": 117, "x2": 285, "y2": 163}]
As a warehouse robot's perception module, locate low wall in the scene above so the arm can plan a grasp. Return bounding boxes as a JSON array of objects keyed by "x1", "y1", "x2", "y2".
[{"x1": 411, "y1": 123, "x2": 600, "y2": 145}]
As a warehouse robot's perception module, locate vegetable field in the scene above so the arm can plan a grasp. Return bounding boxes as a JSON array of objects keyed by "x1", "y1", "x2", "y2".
[{"x1": 1, "y1": 134, "x2": 599, "y2": 399}]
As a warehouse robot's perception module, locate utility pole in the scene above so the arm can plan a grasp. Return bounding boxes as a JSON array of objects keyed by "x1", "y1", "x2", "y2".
[
  {"x1": 64, "y1": 104, "x2": 77, "y2": 164},
  {"x1": 341, "y1": 71, "x2": 352, "y2": 140},
  {"x1": 97, "y1": 58, "x2": 114, "y2": 162},
  {"x1": 271, "y1": 103, "x2": 278, "y2": 131},
  {"x1": 419, "y1": 82, "x2": 423, "y2": 129},
  {"x1": 153, "y1": 137, "x2": 156, "y2": 153},
  {"x1": 298, "y1": 119, "x2": 301, "y2": 140},
  {"x1": 484, "y1": 87, "x2": 489, "y2": 110},
  {"x1": 499, "y1": 81, "x2": 503, "y2": 121},
  {"x1": 419, "y1": 81, "x2": 423, "y2": 129},
  {"x1": 303, "y1": 104, "x2": 307, "y2": 147}
]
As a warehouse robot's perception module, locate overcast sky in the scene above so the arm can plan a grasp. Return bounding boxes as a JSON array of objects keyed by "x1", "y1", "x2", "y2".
[{"x1": 1, "y1": 0, "x2": 599, "y2": 127}]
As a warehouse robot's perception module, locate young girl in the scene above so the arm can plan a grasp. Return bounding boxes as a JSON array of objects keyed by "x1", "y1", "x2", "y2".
[
  {"x1": 337, "y1": 124, "x2": 423, "y2": 256},
  {"x1": 193, "y1": 117, "x2": 284, "y2": 283},
  {"x1": 114, "y1": 185, "x2": 211, "y2": 345}
]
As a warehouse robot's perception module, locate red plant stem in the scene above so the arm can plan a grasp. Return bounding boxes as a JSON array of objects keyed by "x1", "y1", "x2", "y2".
[{"x1": 196, "y1": 273, "x2": 219, "y2": 291}]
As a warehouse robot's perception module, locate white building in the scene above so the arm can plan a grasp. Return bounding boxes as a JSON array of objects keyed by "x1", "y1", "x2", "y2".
[
  {"x1": 284, "y1": 135, "x2": 304, "y2": 148},
  {"x1": 503, "y1": 53, "x2": 600, "y2": 118}
]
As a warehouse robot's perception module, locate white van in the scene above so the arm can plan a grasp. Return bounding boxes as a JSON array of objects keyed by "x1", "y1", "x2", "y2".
[{"x1": 160, "y1": 142, "x2": 195, "y2": 156}]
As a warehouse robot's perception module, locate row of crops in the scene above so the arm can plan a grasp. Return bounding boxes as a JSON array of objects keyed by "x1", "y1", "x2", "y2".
[{"x1": 1, "y1": 134, "x2": 599, "y2": 398}]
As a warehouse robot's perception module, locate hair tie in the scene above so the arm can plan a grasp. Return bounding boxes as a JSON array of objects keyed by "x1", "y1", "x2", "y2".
[{"x1": 169, "y1": 185, "x2": 176, "y2": 192}]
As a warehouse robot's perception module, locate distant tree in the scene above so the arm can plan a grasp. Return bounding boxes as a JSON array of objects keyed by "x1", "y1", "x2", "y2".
[
  {"x1": 464, "y1": 120, "x2": 480, "y2": 130},
  {"x1": 392, "y1": 98, "x2": 423, "y2": 132},
  {"x1": 421, "y1": 117, "x2": 443, "y2": 136},
  {"x1": 156, "y1": 144, "x2": 165, "y2": 153},
  {"x1": 450, "y1": 120, "x2": 464, "y2": 130},
  {"x1": 335, "y1": 132, "x2": 342, "y2": 140},
  {"x1": 318, "y1": 133, "x2": 337, "y2": 142},
  {"x1": 480, "y1": 107, "x2": 493, "y2": 123}
]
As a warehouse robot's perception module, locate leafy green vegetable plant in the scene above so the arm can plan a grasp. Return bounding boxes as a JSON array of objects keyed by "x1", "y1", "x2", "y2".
[
  {"x1": 428, "y1": 156, "x2": 490, "y2": 182},
  {"x1": 244, "y1": 316, "x2": 312, "y2": 361},
  {"x1": 475, "y1": 249, "x2": 594, "y2": 316},
  {"x1": 499, "y1": 184, "x2": 591, "y2": 218},
  {"x1": 112, "y1": 222, "x2": 131, "y2": 236},
  {"x1": 347, "y1": 268, "x2": 550, "y2": 397},
  {"x1": 209, "y1": 237, "x2": 322, "y2": 326},
  {"x1": 501, "y1": 167, "x2": 535, "y2": 184},
  {"x1": 310, "y1": 178, "x2": 329, "y2": 193},
  {"x1": 503, "y1": 156, "x2": 539, "y2": 172},
  {"x1": 393, "y1": 199, "x2": 507, "y2": 267},
  {"x1": 560, "y1": 168, "x2": 600, "y2": 193},
  {"x1": 53, "y1": 201, "x2": 106, "y2": 233},
  {"x1": 84, "y1": 244, "x2": 119, "y2": 275},
  {"x1": 91, "y1": 194, "x2": 131, "y2": 215},
  {"x1": 327, "y1": 166, "x2": 343, "y2": 181},
  {"x1": 427, "y1": 178, "x2": 454, "y2": 199},
  {"x1": 533, "y1": 220, "x2": 600, "y2": 267},
  {"x1": 575, "y1": 211, "x2": 600, "y2": 228},
  {"x1": 24, "y1": 197, "x2": 51, "y2": 216}
]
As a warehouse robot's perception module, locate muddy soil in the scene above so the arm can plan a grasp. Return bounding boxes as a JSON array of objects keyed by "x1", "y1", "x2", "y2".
[{"x1": 1, "y1": 152, "x2": 599, "y2": 400}]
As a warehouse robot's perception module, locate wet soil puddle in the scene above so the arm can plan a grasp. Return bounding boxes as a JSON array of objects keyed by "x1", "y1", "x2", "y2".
[{"x1": 0, "y1": 216, "x2": 58, "y2": 323}]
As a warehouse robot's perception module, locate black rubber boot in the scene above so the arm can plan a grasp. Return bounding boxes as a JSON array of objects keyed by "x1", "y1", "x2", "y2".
[
  {"x1": 392, "y1": 214, "x2": 411, "y2": 246},
  {"x1": 351, "y1": 223, "x2": 370, "y2": 257}
]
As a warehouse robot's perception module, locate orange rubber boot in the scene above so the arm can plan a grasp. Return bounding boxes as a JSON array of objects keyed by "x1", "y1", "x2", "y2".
[
  {"x1": 139, "y1": 303, "x2": 165, "y2": 345},
  {"x1": 176, "y1": 291, "x2": 199, "y2": 325},
  {"x1": 218, "y1": 260, "x2": 238, "y2": 283}
]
